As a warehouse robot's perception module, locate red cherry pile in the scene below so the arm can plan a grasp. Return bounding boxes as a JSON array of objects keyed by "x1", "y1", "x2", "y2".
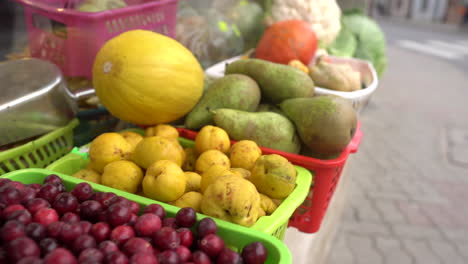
[{"x1": 0, "y1": 175, "x2": 268, "y2": 264}]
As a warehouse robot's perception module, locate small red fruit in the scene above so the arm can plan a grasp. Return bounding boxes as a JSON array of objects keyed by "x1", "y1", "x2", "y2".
[
  {"x1": 80, "y1": 221, "x2": 93, "y2": 234},
  {"x1": 91, "y1": 222, "x2": 111, "y2": 242},
  {"x1": 59, "y1": 222, "x2": 83, "y2": 244},
  {"x1": 134, "y1": 213, "x2": 161, "y2": 237},
  {"x1": 107, "y1": 203, "x2": 132, "y2": 227},
  {"x1": 44, "y1": 174, "x2": 63, "y2": 185},
  {"x1": 162, "y1": 218, "x2": 178, "y2": 229},
  {"x1": 129, "y1": 201, "x2": 139, "y2": 215},
  {"x1": 153, "y1": 227, "x2": 180, "y2": 250},
  {"x1": 53, "y1": 192, "x2": 78, "y2": 215},
  {"x1": 197, "y1": 218, "x2": 217, "y2": 238},
  {"x1": 157, "y1": 250, "x2": 180, "y2": 264},
  {"x1": 72, "y1": 234, "x2": 96, "y2": 254},
  {"x1": 0, "y1": 178, "x2": 12, "y2": 188},
  {"x1": 61, "y1": 212, "x2": 80, "y2": 223},
  {"x1": 217, "y1": 248, "x2": 243, "y2": 264},
  {"x1": 28, "y1": 184, "x2": 42, "y2": 190},
  {"x1": 43, "y1": 248, "x2": 77, "y2": 264},
  {"x1": 7, "y1": 237, "x2": 40, "y2": 262},
  {"x1": 79, "y1": 200, "x2": 102, "y2": 222},
  {"x1": 34, "y1": 208, "x2": 59, "y2": 226},
  {"x1": 46, "y1": 221, "x2": 64, "y2": 239},
  {"x1": 0, "y1": 187, "x2": 22, "y2": 205},
  {"x1": 241, "y1": 242, "x2": 268, "y2": 264},
  {"x1": 71, "y1": 182, "x2": 94, "y2": 202},
  {"x1": 110, "y1": 225, "x2": 135, "y2": 246},
  {"x1": 26, "y1": 198, "x2": 51, "y2": 215},
  {"x1": 129, "y1": 253, "x2": 158, "y2": 264},
  {"x1": 37, "y1": 184, "x2": 60, "y2": 203},
  {"x1": 98, "y1": 240, "x2": 119, "y2": 255},
  {"x1": 78, "y1": 248, "x2": 104, "y2": 263},
  {"x1": 192, "y1": 251, "x2": 211, "y2": 264},
  {"x1": 105, "y1": 251, "x2": 129, "y2": 264},
  {"x1": 128, "y1": 213, "x2": 138, "y2": 226},
  {"x1": 143, "y1": 204, "x2": 165, "y2": 219},
  {"x1": 177, "y1": 228, "x2": 194, "y2": 248},
  {"x1": 7, "y1": 209, "x2": 32, "y2": 225},
  {"x1": 175, "y1": 246, "x2": 192, "y2": 262},
  {"x1": 3, "y1": 204, "x2": 26, "y2": 219},
  {"x1": 7, "y1": 181, "x2": 26, "y2": 190},
  {"x1": 26, "y1": 222, "x2": 47, "y2": 241},
  {"x1": 198, "y1": 234, "x2": 224, "y2": 258},
  {"x1": 39, "y1": 238, "x2": 59, "y2": 255},
  {"x1": 17, "y1": 256, "x2": 42, "y2": 264},
  {"x1": 93, "y1": 192, "x2": 117, "y2": 209},
  {"x1": 19, "y1": 187, "x2": 37, "y2": 204},
  {"x1": 175, "y1": 207, "x2": 196, "y2": 228},
  {"x1": 122, "y1": 237, "x2": 153, "y2": 256}
]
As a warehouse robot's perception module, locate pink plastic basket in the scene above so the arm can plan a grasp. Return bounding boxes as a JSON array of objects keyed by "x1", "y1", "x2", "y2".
[{"x1": 16, "y1": 0, "x2": 178, "y2": 79}]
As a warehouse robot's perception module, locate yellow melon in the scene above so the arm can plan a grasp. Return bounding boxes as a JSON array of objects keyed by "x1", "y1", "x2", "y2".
[{"x1": 93, "y1": 30, "x2": 204, "y2": 125}]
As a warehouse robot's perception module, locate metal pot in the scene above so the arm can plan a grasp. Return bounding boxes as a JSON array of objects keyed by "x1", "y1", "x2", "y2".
[{"x1": 0, "y1": 58, "x2": 95, "y2": 147}]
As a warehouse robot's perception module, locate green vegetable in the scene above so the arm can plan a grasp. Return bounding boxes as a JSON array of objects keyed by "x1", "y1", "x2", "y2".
[
  {"x1": 226, "y1": 0, "x2": 265, "y2": 50},
  {"x1": 341, "y1": 12, "x2": 387, "y2": 77},
  {"x1": 327, "y1": 26, "x2": 357, "y2": 58}
]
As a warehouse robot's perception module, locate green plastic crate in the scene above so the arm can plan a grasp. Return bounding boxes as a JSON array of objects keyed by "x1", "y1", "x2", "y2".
[
  {"x1": 47, "y1": 129, "x2": 312, "y2": 240},
  {"x1": 2, "y1": 168, "x2": 292, "y2": 264},
  {"x1": 0, "y1": 119, "x2": 79, "y2": 175}
]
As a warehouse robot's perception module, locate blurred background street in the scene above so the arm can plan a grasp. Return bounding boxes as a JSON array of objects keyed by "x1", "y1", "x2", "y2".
[{"x1": 326, "y1": 16, "x2": 468, "y2": 264}]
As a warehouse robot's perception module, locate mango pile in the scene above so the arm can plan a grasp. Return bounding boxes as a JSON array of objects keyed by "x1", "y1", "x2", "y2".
[{"x1": 72, "y1": 125, "x2": 297, "y2": 227}]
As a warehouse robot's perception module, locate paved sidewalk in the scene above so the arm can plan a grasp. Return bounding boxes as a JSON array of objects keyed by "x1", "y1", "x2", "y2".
[{"x1": 325, "y1": 38, "x2": 468, "y2": 263}]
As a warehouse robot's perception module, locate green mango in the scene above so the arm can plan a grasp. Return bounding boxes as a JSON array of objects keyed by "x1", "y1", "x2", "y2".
[
  {"x1": 225, "y1": 59, "x2": 315, "y2": 103},
  {"x1": 280, "y1": 95, "x2": 357, "y2": 156},
  {"x1": 185, "y1": 74, "x2": 261, "y2": 129},
  {"x1": 212, "y1": 108, "x2": 301, "y2": 154}
]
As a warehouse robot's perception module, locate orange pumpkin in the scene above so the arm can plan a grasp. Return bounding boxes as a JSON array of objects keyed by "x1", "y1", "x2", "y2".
[{"x1": 255, "y1": 20, "x2": 318, "y2": 65}]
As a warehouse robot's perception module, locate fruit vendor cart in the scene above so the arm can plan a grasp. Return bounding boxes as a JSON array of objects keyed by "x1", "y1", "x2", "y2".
[{"x1": 0, "y1": 0, "x2": 386, "y2": 263}]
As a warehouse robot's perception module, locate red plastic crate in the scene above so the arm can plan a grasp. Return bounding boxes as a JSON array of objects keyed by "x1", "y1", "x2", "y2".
[
  {"x1": 16, "y1": 0, "x2": 178, "y2": 79},
  {"x1": 176, "y1": 122, "x2": 362, "y2": 233}
]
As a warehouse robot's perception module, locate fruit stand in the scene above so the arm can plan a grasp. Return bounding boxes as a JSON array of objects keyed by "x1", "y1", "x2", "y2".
[{"x1": 0, "y1": 0, "x2": 387, "y2": 263}]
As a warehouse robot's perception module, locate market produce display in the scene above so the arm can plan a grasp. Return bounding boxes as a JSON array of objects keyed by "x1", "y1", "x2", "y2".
[
  {"x1": 0, "y1": 176, "x2": 269, "y2": 263},
  {"x1": 71, "y1": 124, "x2": 298, "y2": 228},
  {"x1": 2, "y1": 0, "x2": 374, "y2": 249}
]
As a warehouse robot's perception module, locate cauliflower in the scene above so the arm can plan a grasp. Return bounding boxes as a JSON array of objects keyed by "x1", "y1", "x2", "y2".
[{"x1": 269, "y1": 0, "x2": 342, "y2": 47}]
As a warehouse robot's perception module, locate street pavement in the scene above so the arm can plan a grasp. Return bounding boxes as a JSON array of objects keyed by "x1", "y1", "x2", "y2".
[{"x1": 325, "y1": 19, "x2": 468, "y2": 264}]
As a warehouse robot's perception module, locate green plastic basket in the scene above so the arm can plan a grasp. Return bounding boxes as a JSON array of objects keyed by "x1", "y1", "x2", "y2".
[
  {"x1": 0, "y1": 119, "x2": 79, "y2": 176},
  {"x1": 46, "y1": 129, "x2": 312, "y2": 241},
  {"x1": 2, "y1": 168, "x2": 292, "y2": 264}
]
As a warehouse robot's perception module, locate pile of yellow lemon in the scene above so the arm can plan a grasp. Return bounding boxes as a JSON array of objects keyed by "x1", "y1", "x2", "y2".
[{"x1": 72, "y1": 124, "x2": 297, "y2": 227}]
